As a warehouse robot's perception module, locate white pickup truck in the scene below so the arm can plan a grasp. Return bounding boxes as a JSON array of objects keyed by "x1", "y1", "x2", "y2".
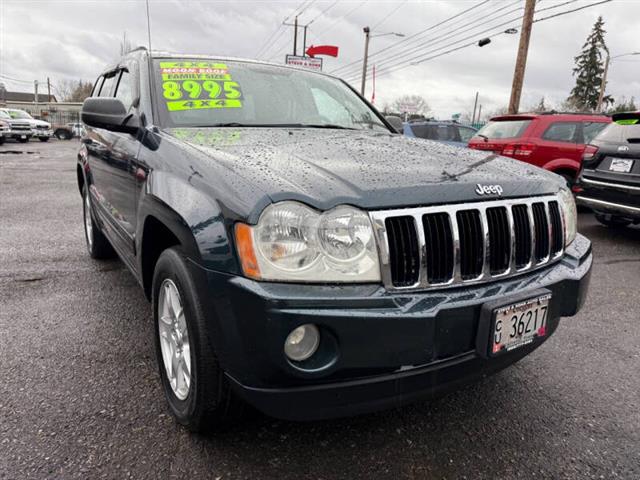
[{"x1": 0, "y1": 108, "x2": 53, "y2": 142}]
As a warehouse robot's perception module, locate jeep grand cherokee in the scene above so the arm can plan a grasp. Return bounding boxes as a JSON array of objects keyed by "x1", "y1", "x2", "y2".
[{"x1": 77, "y1": 48, "x2": 592, "y2": 432}]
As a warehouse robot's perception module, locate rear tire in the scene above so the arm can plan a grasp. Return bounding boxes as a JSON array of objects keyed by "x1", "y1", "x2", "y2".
[
  {"x1": 152, "y1": 248, "x2": 243, "y2": 432},
  {"x1": 82, "y1": 185, "x2": 115, "y2": 259},
  {"x1": 594, "y1": 213, "x2": 631, "y2": 228}
]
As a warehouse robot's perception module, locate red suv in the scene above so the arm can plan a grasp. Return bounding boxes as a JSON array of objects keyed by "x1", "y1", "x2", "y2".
[{"x1": 468, "y1": 113, "x2": 611, "y2": 185}]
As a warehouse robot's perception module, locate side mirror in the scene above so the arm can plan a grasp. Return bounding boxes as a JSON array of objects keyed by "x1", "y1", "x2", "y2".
[
  {"x1": 81, "y1": 97, "x2": 140, "y2": 134},
  {"x1": 385, "y1": 115, "x2": 404, "y2": 133}
]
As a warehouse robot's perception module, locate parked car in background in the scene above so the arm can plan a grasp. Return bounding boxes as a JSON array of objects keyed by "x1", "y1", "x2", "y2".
[
  {"x1": 576, "y1": 111, "x2": 640, "y2": 228},
  {"x1": 53, "y1": 123, "x2": 84, "y2": 140},
  {"x1": 77, "y1": 49, "x2": 590, "y2": 432},
  {"x1": 0, "y1": 110, "x2": 11, "y2": 144},
  {"x1": 404, "y1": 119, "x2": 477, "y2": 147},
  {"x1": 468, "y1": 112, "x2": 610, "y2": 186},
  {"x1": 0, "y1": 108, "x2": 33, "y2": 143},
  {"x1": 2, "y1": 108, "x2": 52, "y2": 141}
]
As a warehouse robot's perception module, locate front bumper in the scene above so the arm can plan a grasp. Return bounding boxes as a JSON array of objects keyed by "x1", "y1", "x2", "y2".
[
  {"x1": 577, "y1": 174, "x2": 640, "y2": 219},
  {"x1": 8, "y1": 129, "x2": 32, "y2": 139},
  {"x1": 192, "y1": 234, "x2": 592, "y2": 421}
]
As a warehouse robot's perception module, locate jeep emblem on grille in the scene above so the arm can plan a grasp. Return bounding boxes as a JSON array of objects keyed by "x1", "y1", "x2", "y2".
[{"x1": 475, "y1": 184, "x2": 503, "y2": 196}]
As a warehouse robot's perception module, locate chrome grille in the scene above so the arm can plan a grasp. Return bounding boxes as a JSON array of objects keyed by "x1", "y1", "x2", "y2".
[{"x1": 370, "y1": 195, "x2": 565, "y2": 291}]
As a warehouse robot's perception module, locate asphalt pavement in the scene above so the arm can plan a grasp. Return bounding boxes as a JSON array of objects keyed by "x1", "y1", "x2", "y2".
[{"x1": 1, "y1": 140, "x2": 639, "y2": 480}]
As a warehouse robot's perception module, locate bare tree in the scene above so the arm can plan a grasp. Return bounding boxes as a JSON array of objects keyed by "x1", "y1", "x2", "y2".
[{"x1": 391, "y1": 95, "x2": 430, "y2": 116}]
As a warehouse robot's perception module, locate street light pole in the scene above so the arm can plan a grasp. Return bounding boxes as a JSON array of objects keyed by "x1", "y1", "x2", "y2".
[
  {"x1": 360, "y1": 26, "x2": 370, "y2": 96},
  {"x1": 596, "y1": 51, "x2": 639, "y2": 112}
]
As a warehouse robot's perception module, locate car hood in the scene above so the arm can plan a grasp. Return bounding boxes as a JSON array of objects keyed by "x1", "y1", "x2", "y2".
[
  {"x1": 165, "y1": 127, "x2": 562, "y2": 220},
  {"x1": 30, "y1": 119, "x2": 50, "y2": 127}
]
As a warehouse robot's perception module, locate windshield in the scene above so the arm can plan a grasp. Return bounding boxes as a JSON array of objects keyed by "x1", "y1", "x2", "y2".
[
  {"x1": 8, "y1": 110, "x2": 33, "y2": 120},
  {"x1": 153, "y1": 59, "x2": 388, "y2": 131},
  {"x1": 476, "y1": 119, "x2": 531, "y2": 139},
  {"x1": 0, "y1": 110, "x2": 10, "y2": 120}
]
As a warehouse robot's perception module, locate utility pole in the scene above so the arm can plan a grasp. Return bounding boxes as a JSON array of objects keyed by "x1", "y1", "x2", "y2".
[
  {"x1": 471, "y1": 92, "x2": 479, "y2": 125},
  {"x1": 508, "y1": 0, "x2": 536, "y2": 114},
  {"x1": 361, "y1": 26, "x2": 370, "y2": 96},
  {"x1": 47, "y1": 77, "x2": 51, "y2": 103},
  {"x1": 34, "y1": 80, "x2": 39, "y2": 109},
  {"x1": 478, "y1": 104, "x2": 483, "y2": 124},
  {"x1": 293, "y1": 15, "x2": 298, "y2": 55},
  {"x1": 302, "y1": 24, "x2": 308, "y2": 56}
]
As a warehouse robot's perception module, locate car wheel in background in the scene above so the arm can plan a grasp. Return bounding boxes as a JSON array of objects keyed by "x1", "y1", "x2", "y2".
[
  {"x1": 55, "y1": 130, "x2": 70, "y2": 140},
  {"x1": 0, "y1": 137, "x2": 4, "y2": 145},
  {"x1": 82, "y1": 185, "x2": 114, "y2": 259},
  {"x1": 39, "y1": 137, "x2": 50, "y2": 142},
  {"x1": 594, "y1": 213, "x2": 631, "y2": 229},
  {"x1": 18, "y1": 137, "x2": 29, "y2": 143},
  {"x1": 152, "y1": 247, "x2": 244, "y2": 432},
  {"x1": 558, "y1": 172, "x2": 575, "y2": 189}
]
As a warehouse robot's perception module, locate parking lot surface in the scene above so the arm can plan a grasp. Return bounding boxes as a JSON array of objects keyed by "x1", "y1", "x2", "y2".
[{"x1": 1, "y1": 140, "x2": 639, "y2": 479}]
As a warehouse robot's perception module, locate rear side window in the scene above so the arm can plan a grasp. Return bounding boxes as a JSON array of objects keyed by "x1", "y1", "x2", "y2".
[
  {"x1": 98, "y1": 74, "x2": 118, "y2": 97},
  {"x1": 583, "y1": 122, "x2": 608, "y2": 143},
  {"x1": 410, "y1": 124, "x2": 437, "y2": 140},
  {"x1": 115, "y1": 70, "x2": 134, "y2": 110},
  {"x1": 542, "y1": 122, "x2": 579, "y2": 143},
  {"x1": 92, "y1": 77, "x2": 104, "y2": 97},
  {"x1": 411, "y1": 124, "x2": 459, "y2": 141},
  {"x1": 596, "y1": 122, "x2": 640, "y2": 144},
  {"x1": 458, "y1": 126, "x2": 476, "y2": 143},
  {"x1": 476, "y1": 120, "x2": 531, "y2": 139}
]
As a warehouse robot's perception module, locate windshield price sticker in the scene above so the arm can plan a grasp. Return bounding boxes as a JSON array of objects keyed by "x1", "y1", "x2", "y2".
[{"x1": 160, "y1": 61, "x2": 243, "y2": 111}]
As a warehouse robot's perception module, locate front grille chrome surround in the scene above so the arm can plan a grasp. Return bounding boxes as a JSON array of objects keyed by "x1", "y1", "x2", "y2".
[{"x1": 370, "y1": 195, "x2": 565, "y2": 291}]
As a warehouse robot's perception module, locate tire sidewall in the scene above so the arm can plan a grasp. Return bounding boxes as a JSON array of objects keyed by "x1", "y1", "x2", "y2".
[{"x1": 152, "y1": 250, "x2": 203, "y2": 426}]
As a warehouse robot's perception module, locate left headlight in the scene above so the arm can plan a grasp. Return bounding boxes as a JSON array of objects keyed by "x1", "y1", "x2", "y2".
[
  {"x1": 558, "y1": 187, "x2": 577, "y2": 247},
  {"x1": 235, "y1": 201, "x2": 381, "y2": 282}
]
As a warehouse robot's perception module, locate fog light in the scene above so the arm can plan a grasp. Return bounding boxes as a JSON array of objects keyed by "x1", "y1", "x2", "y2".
[{"x1": 284, "y1": 324, "x2": 320, "y2": 362}]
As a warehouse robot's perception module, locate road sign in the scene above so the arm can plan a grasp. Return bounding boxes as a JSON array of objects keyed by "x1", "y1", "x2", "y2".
[
  {"x1": 285, "y1": 55, "x2": 323, "y2": 71},
  {"x1": 306, "y1": 45, "x2": 339, "y2": 58}
]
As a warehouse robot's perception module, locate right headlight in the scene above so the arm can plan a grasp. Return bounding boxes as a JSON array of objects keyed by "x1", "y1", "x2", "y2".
[
  {"x1": 235, "y1": 201, "x2": 381, "y2": 282},
  {"x1": 558, "y1": 187, "x2": 577, "y2": 247}
]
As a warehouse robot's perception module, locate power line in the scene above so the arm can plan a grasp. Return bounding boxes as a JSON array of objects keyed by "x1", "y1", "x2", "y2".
[
  {"x1": 330, "y1": 0, "x2": 491, "y2": 75},
  {"x1": 313, "y1": 0, "x2": 368, "y2": 39},
  {"x1": 338, "y1": 0, "x2": 523, "y2": 80},
  {"x1": 348, "y1": 0, "x2": 614, "y2": 84},
  {"x1": 256, "y1": 0, "x2": 316, "y2": 59},
  {"x1": 371, "y1": 0, "x2": 408, "y2": 30},
  {"x1": 307, "y1": 0, "x2": 339, "y2": 26},
  {"x1": 343, "y1": 0, "x2": 578, "y2": 80}
]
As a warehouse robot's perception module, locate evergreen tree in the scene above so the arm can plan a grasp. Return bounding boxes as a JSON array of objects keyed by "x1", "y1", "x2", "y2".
[
  {"x1": 608, "y1": 96, "x2": 637, "y2": 114},
  {"x1": 567, "y1": 16, "x2": 613, "y2": 111}
]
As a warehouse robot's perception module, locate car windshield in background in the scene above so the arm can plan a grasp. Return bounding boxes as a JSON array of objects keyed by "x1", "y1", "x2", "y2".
[
  {"x1": 8, "y1": 110, "x2": 33, "y2": 120},
  {"x1": 476, "y1": 119, "x2": 531, "y2": 139},
  {"x1": 595, "y1": 119, "x2": 640, "y2": 143},
  {"x1": 153, "y1": 59, "x2": 388, "y2": 131},
  {"x1": 0, "y1": 110, "x2": 11, "y2": 120}
]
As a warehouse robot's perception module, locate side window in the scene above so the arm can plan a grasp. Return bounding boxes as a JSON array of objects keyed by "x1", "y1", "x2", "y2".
[
  {"x1": 98, "y1": 74, "x2": 117, "y2": 97},
  {"x1": 542, "y1": 122, "x2": 579, "y2": 143},
  {"x1": 583, "y1": 122, "x2": 608, "y2": 144},
  {"x1": 92, "y1": 76, "x2": 104, "y2": 97},
  {"x1": 458, "y1": 127, "x2": 476, "y2": 143},
  {"x1": 114, "y1": 69, "x2": 133, "y2": 110}
]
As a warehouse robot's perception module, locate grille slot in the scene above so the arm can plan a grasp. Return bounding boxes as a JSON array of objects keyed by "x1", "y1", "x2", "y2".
[
  {"x1": 486, "y1": 207, "x2": 511, "y2": 274},
  {"x1": 456, "y1": 210, "x2": 484, "y2": 280},
  {"x1": 375, "y1": 196, "x2": 563, "y2": 291},
  {"x1": 532, "y1": 202, "x2": 550, "y2": 262},
  {"x1": 548, "y1": 201, "x2": 563, "y2": 256},
  {"x1": 512, "y1": 204, "x2": 532, "y2": 268},
  {"x1": 423, "y1": 213, "x2": 454, "y2": 283},
  {"x1": 385, "y1": 216, "x2": 420, "y2": 287}
]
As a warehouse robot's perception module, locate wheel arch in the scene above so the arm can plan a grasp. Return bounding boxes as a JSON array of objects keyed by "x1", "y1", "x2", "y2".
[{"x1": 543, "y1": 158, "x2": 581, "y2": 176}]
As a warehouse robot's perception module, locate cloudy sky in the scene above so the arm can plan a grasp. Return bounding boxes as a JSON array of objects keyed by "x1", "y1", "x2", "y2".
[{"x1": 0, "y1": 0, "x2": 638, "y2": 118}]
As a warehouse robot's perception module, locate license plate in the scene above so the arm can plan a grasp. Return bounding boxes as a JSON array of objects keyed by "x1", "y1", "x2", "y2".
[
  {"x1": 491, "y1": 294, "x2": 551, "y2": 356},
  {"x1": 609, "y1": 158, "x2": 634, "y2": 173},
  {"x1": 20, "y1": 135, "x2": 26, "y2": 139}
]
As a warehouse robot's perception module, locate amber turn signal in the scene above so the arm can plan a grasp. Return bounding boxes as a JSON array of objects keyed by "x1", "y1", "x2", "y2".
[{"x1": 234, "y1": 223, "x2": 261, "y2": 279}]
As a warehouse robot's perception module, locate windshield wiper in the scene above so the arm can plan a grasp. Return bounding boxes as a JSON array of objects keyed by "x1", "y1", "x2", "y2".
[
  {"x1": 477, "y1": 134, "x2": 489, "y2": 141},
  {"x1": 287, "y1": 123, "x2": 358, "y2": 130},
  {"x1": 626, "y1": 138, "x2": 640, "y2": 143}
]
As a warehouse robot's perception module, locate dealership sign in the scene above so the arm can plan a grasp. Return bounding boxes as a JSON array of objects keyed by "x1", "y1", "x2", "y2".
[{"x1": 285, "y1": 55, "x2": 323, "y2": 71}]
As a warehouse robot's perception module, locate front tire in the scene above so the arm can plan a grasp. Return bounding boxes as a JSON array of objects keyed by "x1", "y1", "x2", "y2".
[
  {"x1": 82, "y1": 185, "x2": 114, "y2": 259},
  {"x1": 39, "y1": 137, "x2": 50, "y2": 142},
  {"x1": 594, "y1": 213, "x2": 631, "y2": 228},
  {"x1": 17, "y1": 137, "x2": 29, "y2": 143},
  {"x1": 152, "y1": 248, "x2": 243, "y2": 432}
]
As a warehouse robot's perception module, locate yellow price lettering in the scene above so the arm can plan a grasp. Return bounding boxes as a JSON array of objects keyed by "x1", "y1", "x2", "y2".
[
  {"x1": 202, "y1": 80, "x2": 221, "y2": 98},
  {"x1": 162, "y1": 81, "x2": 182, "y2": 100}
]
